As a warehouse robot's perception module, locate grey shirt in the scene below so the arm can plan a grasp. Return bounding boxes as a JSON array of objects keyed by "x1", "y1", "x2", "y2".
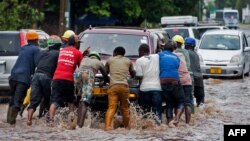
[
  {"x1": 187, "y1": 49, "x2": 203, "y2": 78},
  {"x1": 79, "y1": 56, "x2": 107, "y2": 76}
]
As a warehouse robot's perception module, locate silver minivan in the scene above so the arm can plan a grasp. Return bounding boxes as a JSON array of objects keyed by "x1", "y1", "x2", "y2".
[
  {"x1": 0, "y1": 30, "x2": 49, "y2": 98},
  {"x1": 197, "y1": 29, "x2": 250, "y2": 79}
]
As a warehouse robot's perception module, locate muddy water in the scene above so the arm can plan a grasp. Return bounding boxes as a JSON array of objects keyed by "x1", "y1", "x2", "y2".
[{"x1": 0, "y1": 77, "x2": 250, "y2": 141}]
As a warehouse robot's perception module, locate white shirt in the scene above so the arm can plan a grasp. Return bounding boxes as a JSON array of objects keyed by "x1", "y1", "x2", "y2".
[{"x1": 135, "y1": 54, "x2": 162, "y2": 91}]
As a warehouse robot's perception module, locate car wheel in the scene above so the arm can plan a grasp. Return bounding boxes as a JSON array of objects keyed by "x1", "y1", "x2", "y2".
[
  {"x1": 246, "y1": 66, "x2": 250, "y2": 77},
  {"x1": 241, "y1": 69, "x2": 245, "y2": 80}
]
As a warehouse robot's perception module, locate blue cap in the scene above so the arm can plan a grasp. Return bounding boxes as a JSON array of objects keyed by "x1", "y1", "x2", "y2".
[{"x1": 185, "y1": 37, "x2": 196, "y2": 46}]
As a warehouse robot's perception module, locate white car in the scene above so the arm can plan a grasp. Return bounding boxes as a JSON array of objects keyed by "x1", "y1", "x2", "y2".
[
  {"x1": 196, "y1": 25, "x2": 228, "y2": 37},
  {"x1": 162, "y1": 26, "x2": 201, "y2": 46},
  {"x1": 197, "y1": 29, "x2": 250, "y2": 79}
]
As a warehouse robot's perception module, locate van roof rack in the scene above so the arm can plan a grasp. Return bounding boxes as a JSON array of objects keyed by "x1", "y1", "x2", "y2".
[
  {"x1": 161, "y1": 16, "x2": 198, "y2": 27},
  {"x1": 93, "y1": 26, "x2": 147, "y2": 31},
  {"x1": 197, "y1": 21, "x2": 224, "y2": 26}
]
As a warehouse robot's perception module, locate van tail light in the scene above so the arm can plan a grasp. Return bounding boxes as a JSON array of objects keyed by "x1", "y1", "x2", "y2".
[{"x1": 20, "y1": 32, "x2": 27, "y2": 47}]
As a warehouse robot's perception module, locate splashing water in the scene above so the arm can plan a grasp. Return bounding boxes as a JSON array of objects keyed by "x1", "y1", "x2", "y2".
[{"x1": 129, "y1": 102, "x2": 159, "y2": 130}]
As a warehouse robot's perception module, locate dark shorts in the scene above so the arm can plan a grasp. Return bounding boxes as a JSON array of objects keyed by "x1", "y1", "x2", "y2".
[
  {"x1": 50, "y1": 79, "x2": 75, "y2": 107},
  {"x1": 28, "y1": 73, "x2": 52, "y2": 111},
  {"x1": 161, "y1": 83, "x2": 185, "y2": 119},
  {"x1": 183, "y1": 85, "x2": 194, "y2": 107}
]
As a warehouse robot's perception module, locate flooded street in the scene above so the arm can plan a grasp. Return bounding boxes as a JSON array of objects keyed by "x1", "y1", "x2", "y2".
[{"x1": 0, "y1": 77, "x2": 250, "y2": 141}]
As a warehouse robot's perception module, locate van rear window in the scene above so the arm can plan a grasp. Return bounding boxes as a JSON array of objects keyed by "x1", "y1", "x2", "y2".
[
  {"x1": 0, "y1": 33, "x2": 20, "y2": 56},
  {"x1": 165, "y1": 29, "x2": 189, "y2": 38}
]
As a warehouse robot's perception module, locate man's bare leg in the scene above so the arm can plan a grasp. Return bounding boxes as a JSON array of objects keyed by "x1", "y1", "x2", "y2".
[
  {"x1": 48, "y1": 103, "x2": 57, "y2": 126},
  {"x1": 27, "y1": 108, "x2": 34, "y2": 126}
]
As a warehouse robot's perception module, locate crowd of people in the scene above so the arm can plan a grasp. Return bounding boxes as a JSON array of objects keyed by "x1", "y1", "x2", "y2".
[{"x1": 5, "y1": 29, "x2": 205, "y2": 130}]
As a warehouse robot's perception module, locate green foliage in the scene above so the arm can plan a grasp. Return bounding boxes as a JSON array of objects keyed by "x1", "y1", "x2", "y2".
[
  {"x1": 139, "y1": 0, "x2": 175, "y2": 23},
  {"x1": 173, "y1": 0, "x2": 198, "y2": 15},
  {"x1": 85, "y1": 1, "x2": 111, "y2": 17},
  {"x1": 108, "y1": 0, "x2": 141, "y2": 25},
  {"x1": 215, "y1": 0, "x2": 237, "y2": 9},
  {"x1": 236, "y1": 0, "x2": 250, "y2": 21},
  {"x1": 0, "y1": 0, "x2": 44, "y2": 30}
]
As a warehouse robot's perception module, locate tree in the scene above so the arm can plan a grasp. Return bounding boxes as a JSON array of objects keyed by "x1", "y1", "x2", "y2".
[
  {"x1": 215, "y1": 0, "x2": 237, "y2": 9},
  {"x1": 85, "y1": 1, "x2": 111, "y2": 17},
  {"x1": 0, "y1": 0, "x2": 44, "y2": 30},
  {"x1": 138, "y1": 0, "x2": 175, "y2": 26},
  {"x1": 107, "y1": 0, "x2": 142, "y2": 25},
  {"x1": 173, "y1": 0, "x2": 202, "y2": 19},
  {"x1": 236, "y1": 0, "x2": 250, "y2": 21}
]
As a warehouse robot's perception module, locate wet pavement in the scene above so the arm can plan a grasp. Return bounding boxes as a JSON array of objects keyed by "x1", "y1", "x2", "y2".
[{"x1": 0, "y1": 77, "x2": 250, "y2": 141}]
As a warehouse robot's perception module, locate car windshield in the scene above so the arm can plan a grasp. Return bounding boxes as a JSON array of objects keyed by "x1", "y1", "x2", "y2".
[
  {"x1": 80, "y1": 33, "x2": 148, "y2": 57},
  {"x1": 165, "y1": 28, "x2": 189, "y2": 38},
  {"x1": 0, "y1": 33, "x2": 20, "y2": 56},
  {"x1": 199, "y1": 34, "x2": 240, "y2": 50}
]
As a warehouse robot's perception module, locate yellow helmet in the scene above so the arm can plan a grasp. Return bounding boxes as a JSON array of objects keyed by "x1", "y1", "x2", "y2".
[
  {"x1": 62, "y1": 30, "x2": 75, "y2": 40},
  {"x1": 172, "y1": 35, "x2": 184, "y2": 45}
]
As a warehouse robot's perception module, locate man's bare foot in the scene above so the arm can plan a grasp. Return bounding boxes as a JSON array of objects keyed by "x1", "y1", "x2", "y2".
[
  {"x1": 27, "y1": 120, "x2": 32, "y2": 126},
  {"x1": 104, "y1": 127, "x2": 113, "y2": 131},
  {"x1": 168, "y1": 120, "x2": 176, "y2": 128},
  {"x1": 47, "y1": 119, "x2": 54, "y2": 127}
]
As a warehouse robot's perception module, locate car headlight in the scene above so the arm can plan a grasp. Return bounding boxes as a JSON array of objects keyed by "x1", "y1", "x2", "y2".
[{"x1": 230, "y1": 54, "x2": 241, "y2": 64}]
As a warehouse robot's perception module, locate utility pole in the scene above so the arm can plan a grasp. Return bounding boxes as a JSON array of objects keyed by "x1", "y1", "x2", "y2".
[{"x1": 59, "y1": 0, "x2": 66, "y2": 36}]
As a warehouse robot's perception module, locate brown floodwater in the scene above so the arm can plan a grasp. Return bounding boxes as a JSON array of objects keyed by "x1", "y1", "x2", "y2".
[{"x1": 0, "y1": 77, "x2": 250, "y2": 141}]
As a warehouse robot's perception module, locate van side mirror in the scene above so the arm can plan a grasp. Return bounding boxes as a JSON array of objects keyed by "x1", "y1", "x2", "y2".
[{"x1": 244, "y1": 47, "x2": 250, "y2": 52}]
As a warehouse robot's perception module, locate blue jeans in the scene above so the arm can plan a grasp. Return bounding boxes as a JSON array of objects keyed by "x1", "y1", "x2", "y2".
[
  {"x1": 140, "y1": 90, "x2": 162, "y2": 122},
  {"x1": 161, "y1": 83, "x2": 185, "y2": 120}
]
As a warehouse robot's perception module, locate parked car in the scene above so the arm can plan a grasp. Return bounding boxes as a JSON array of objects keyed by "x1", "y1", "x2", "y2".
[
  {"x1": 0, "y1": 30, "x2": 49, "y2": 99},
  {"x1": 20, "y1": 29, "x2": 49, "y2": 48},
  {"x1": 79, "y1": 26, "x2": 168, "y2": 110},
  {"x1": 197, "y1": 29, "x2": 250, "y2": 79},
  {"x1": 162, "y1": 26, "x2": 201, "y2": 46},
  {"x1": 196, "y1": 25, "x2": 228, "y2": 37}
]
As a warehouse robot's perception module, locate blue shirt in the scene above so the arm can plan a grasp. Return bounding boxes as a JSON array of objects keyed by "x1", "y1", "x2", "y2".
[
  {"x1": 9, "y1": 43, "x2": 40, "y2": 85},
  {"x1": 158, "y1": 50, "x2": 180, "y2": 80}
]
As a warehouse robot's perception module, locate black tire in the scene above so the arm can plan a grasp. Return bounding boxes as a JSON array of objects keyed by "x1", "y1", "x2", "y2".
[
  {"x1": 241, "y1": 69, "x2": 245, "y2": 80},
  {"x1": 246, "y1": 66, "x2": 250, "y2": 77}
]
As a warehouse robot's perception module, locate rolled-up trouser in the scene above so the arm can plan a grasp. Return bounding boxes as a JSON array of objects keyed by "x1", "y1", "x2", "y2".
[
  {"x1": 74, "y1": 69, "x2": 95, "y2": 104},
  {"x1": 105, "y1": 84, "x2": 130, "y2": 129},
  {"x1": 182, "y1": 85, "x2": 194, "y2": 106},
  {"x1": 9, "y1": 80, "x2": 29, "y2": 110},
  {"x1": 183, "y1": 85, "x2": 194, "y2": 113},
  {"x1": 28, "y1": 73, "x2": 52, "y2": 111}
]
